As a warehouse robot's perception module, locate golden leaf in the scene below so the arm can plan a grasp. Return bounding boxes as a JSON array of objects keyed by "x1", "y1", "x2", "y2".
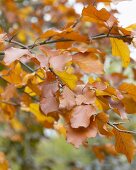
[
  {"x1": 110, "y1": 38, "x2": 130, "y2": 67},
  {"x1": 55, "y1": 71, "x2": 78, "y2": 90}
]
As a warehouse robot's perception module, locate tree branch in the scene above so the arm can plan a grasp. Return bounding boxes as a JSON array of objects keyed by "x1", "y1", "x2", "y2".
[
  {"x1": 0, "y1": 100, "x2": 20, "y2": 106},
  {"x1": 0, "y1": 33, "x2": 132, "y2": 55},
  {"x1": 107, "y1": 122, "x2": 136, "y2": 135}
]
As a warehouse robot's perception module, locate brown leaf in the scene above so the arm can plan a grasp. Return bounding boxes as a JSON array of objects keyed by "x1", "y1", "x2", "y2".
[
  {"x1": 4, "y1": 47, "x2": 30, "y2": 65},
  {"x1": 49, "y1": 51, "x2": 72, "y2": 71},
  {"x1": 72, "y1": 53, "x2": 103, "y2": 74},
  {"x1": 40, "y1": 47, "x2": 72, "y2": 71},
  {"x1": 40, "y1": 97, "x2": 59, "y2": 115},
  {"x1": 41, "y1": 81, "x2": 59, "y2": 98},
  {"x1": 76, "y1": 89, "x2": 96, "y2": 105},
  {"x1": 70, "y1": 105, "x2": 96, "y2": 128},
  {"x1": 66, "y1": 118, "x2": 97, "y2": 148},
  {"x1": 1, "y1": 84, "x2": 17, "y2": 101},
  {"x1": 108, "y1": 97, "x2": 127, "y2": 119},
  {"x1": 59, "y1": 86, "x2": 76, "y2": 110}
]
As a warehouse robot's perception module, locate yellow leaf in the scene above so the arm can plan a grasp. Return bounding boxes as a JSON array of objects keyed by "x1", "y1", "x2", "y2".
[
  {"x1": 126, "y1": 23, "x2": 136, "y2": 31},
  {"x1": 95, "y1": 99, "x2": 103, "y2": 111},
  {"x1": 29, "y1": 103, "x2": 54, "y2": 123},
  {"x1": 10, "y1": 118, "x2": 26, "y2": 132},
  {"x1": 110, "y1": 38, "x2": 130, "y2": 67},
  {"x1": 24, "y1": 86, "x2": 36, "y2": 96},
  {"x1": 96, "y1": 89, "x2": 110, "y2": 96},
  {"x1": 55, "y1": 71, "x2": 78, "y2": 90},
  {"x1": 113, "y1": 125, "x2": 135, "y2": 162}
]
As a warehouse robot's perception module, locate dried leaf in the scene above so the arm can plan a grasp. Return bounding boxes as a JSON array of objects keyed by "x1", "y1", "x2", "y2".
[
  {"x1": 66, "y1": 118, "x2": 97, "y2": 148},
  {"x1": 72, "y1": 53, "x2": 103, "y2": 74},
  {"x1": 4, "y1": 47, "x2": 30, "y2": 65},
  {"x1": 70, "y1": 105, "x2": 96, "y2": 128},
  {"x1": 59, "y1": 86, "x2": 76, "y2": 110},
  {"x1": 96, "y1": 112, "x2": 113, "y2": 136},
  {"x1": 113, "y1": 125, "x2": 135, "y2": 162}
]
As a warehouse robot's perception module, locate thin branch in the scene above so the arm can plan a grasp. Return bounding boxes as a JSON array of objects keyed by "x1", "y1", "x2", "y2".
[
  {"x1": 5, "y1": 39, "x2": 28, "y2": 49},
  {"x1": 112, "y1": 122, "x2": 126, "y2": 125},
  {"x1": 0, "y1": 33, "x2": 132, "y2": 55},
  {"x1": 91, "y1": 34, "x2": 131, "y2": 40},
  {"x1": 107, "y1": 122, "x2": 136, "y2": 135},
  {"x1": 0, "y1": 100, "x2": 20, "y2": 106},
  {"x1": 28, "y1": 38, "x2": 73, "y2": 49}
]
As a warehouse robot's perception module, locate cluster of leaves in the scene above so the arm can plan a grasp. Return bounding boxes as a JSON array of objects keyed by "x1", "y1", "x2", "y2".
[{"x1": 0, "y1": 0, "x2": 136, "y2": 167}]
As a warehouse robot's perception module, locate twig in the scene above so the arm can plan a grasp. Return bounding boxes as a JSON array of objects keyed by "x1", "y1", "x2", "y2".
[
  {"x1": 5, "y1": 39, "x2": 28, "y2": 49},
  {"x1": 91, "y1": 34, "x2": 131, "y2": 40},
  {"x1": 0, "y1": 100, "x2": 20, "y2": 106},
  {"x1": 112, "y1": 122, "x2": 126, "y2": 125},
  {"x1": 107, "y1": 122, "x2": 136, "y2": 135},
  {"x1": 0, "y1": 33, "x2": 132, "y2": 55},
  {"x1": 28, "y1": 38, "x2": 73, "y2": 49}
]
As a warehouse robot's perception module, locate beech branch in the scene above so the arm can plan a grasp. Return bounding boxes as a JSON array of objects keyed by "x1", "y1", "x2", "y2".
[
  {"x1": 107, "y1": 122, "x2": 136, "y2": 135},
  {"x1": 0, "y1": 33, "x2": 131, "y2": 53}
]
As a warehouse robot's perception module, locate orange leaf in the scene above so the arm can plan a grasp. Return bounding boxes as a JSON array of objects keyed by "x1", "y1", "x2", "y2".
[
  {"x1": 96, "y1": 112, "x2": 113, "y2": 136},
  {"x1": 72, "y1": 53, "x2": 103, "y2": 74},
  {"x1": 113, "y1": 125, "x2": 135, "y2": 162},
  {"x1": 82, "y1": 5, "x2": 117, "y2": 27}
]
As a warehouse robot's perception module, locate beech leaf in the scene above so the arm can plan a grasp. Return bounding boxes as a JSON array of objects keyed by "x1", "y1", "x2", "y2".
[
  {"x1": 70, "y1": 105, "x2": 96, "y2": 128},
  {"x1": 55, "y1": 71, "x2": 78, "y2": 90},
  {"x1": 66, "y1": 118, "x2": 97, "y2": 148},
  {"x1": 4, "y1": 47, "x2": 30, "y2": 65},
  {"x1": 110, "y1": 38, "x2": 130, "y2": 67},
  {"x1": 113, "y1": 125, "x2": 135, "y2": 162}
]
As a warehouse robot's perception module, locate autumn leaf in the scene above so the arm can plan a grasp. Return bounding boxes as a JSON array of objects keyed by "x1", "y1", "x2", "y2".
[
  {"x1": 119, "y1": 83, "x2": 136, "y2": 101},
  {"x1": 113, "y1": 125, "x2": 135, "y2": 162},
  {"x1": 82, "y1": 5, "x2": 117, "y2": 27},
  {"x1": 72, "y1": 52, "x2": 103, "y2": 74},
  {"x1": 29, "y1": 103, "x2": 55, "y2": 123},
  {"x1": 110, "y1": 38, "x2": 130, "y2": 67},
  {"x1": 49, "y1": 51, "x2": 72, "y2": 71},
  {"x1": 93, "y1": 144, "x2": 118, "y2": 161},
  {"x1": 0, "y1": 152, "x2": 8, "y2": 170},
  {"x1": 96, "y1": 112, "x2": 113, "y2": 136},
  {"x1": 40, "y1": 97, "x2": 59, "y2": 114},
  {"x1": 4, "y1": 47, "x2": 31, "y2": 65},
  {"x1": 108, "y1": 97, "x2": 127, "y2": 119},
  {"x1": 59, "y1": 86, "x2": 76, "y2": 110},
  {"x1": 66, "y1": 118, "x2": 97, "y2": 148},
  {"x1": 76, "y1": 89, "x2": 96, "y2": 105},
  {"x1": 55, "y1": 71, "x2": 78, "y2": 90},
  {"x1": 70, "y1": 105, "x2": 96, "y2": 128},
  {"x1": 122, "y1": 96, "x2": 136, "y2": 114}
]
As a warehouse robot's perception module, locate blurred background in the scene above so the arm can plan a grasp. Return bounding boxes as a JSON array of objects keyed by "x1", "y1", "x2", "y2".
[{"x1": 0, "y1": 0, "x2": 136, "y2": 169}]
